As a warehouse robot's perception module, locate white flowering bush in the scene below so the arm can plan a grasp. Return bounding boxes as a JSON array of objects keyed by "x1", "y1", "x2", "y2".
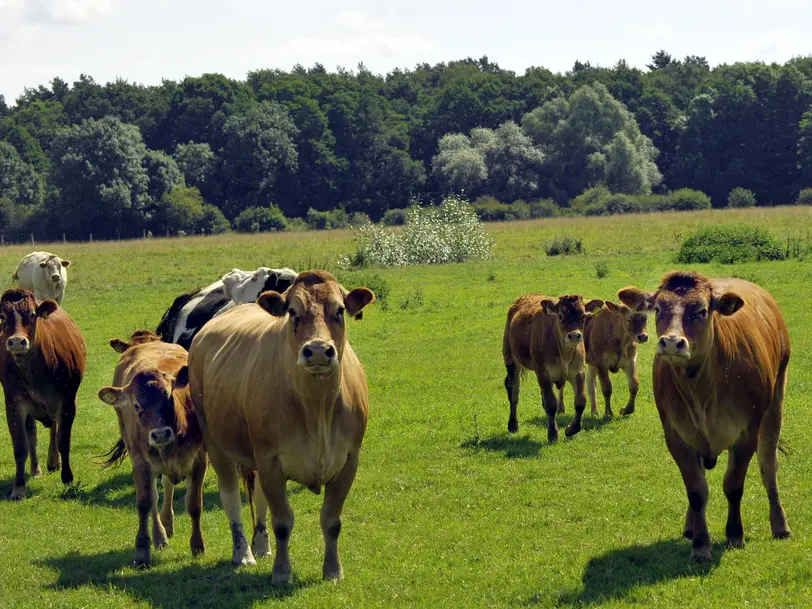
[{"x1": 339, "y1": 195, "x2": 494, "y2": 268}]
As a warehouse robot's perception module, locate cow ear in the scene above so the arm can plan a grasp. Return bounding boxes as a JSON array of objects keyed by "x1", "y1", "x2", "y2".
[
  {"x1": 36, "y1": 299, "x2": 59, "y2": 319},
  {"x1": 109, "y1": 338, "x2": 130, "y2": 353},
  {"x1": 604, "y1": 300, "x2": 620, "y2": 314},
  {"x1": 540, "y1": 299, "x2": 557, "y2": 315},
  {"x1": 713, "y1": 292, "x2": 745, "y2": 316},
  {"x1": 61, "y1": 259, "x2": 71, "y2": 268},
  {"x1": 345, "y1": 288, "x2": 375, "y2": 319},
  {"x1": 617, "y1": 287, "x2": 654, "y2": 312},
  {"x1": 585, "y1": 299, "x2": 604, "y2": 316},
  {"x1": 173, "y1": 366, "x2": 189, "y2": 390},
  {"x1": 257, "y1": 291, "x2": 287, "y2": 316},
  {"x1": 99, "y1": 386, "x2": 124, "y2": 407}
]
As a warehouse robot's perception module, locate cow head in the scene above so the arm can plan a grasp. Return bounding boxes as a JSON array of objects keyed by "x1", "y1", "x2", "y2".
[
  {"x1": 256, "y1": 270, "x2": 375, "y2": 376},
  {"x1": 109, "y1": 329, "x2": 162, "y2": 354},
  {"x1": 39, "y1": 255, "x2": 69, "y2": 285},
  {"x1": 0, "y1": 288, "x2": 58, "y2": 358},
  {"x1": 99, "y1": 367, "x2": 190, "y2": 448},
  {"x1": 618, "y1": 271, "x2": 744, "y2": 362},
  {"x1": 604, "y1": 300, "x2": 651, "y2": 344},
  {"x1": 540, "y1": 294, "x2": 604, "y2": 345}
]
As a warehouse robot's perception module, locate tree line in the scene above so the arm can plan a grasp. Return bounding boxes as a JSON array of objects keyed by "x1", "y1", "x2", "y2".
[{"x1": 1, "y1": 51, "x2": 812, "y2": 240}]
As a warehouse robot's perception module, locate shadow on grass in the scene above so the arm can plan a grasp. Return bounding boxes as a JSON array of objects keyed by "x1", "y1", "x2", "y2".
[
  {"x1": 38, "y1": 549, "x2": 318, "y2": 607},
  {"x1": 526, "y1": 413, "x2": 614, "y2": 434},
  {"x1": 0, "y1": 473, "x2": 48, "y2": 501},
  {"x1": 549, "y1": 539, "x2": 724, "y2": 606}
]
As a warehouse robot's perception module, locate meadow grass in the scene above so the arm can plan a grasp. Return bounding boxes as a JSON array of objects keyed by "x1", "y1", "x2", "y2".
[{"x1": 1, "y1": 206, "x2": 812, "y2": 608}]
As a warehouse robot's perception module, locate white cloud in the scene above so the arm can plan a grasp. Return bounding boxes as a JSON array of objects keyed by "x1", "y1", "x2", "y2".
[
  {"x1": 738, "y1": 29, "x2": 809, "y2": 63},
  {"x1": 1, "y1": 0, "x2": 113, "y2": 25},
  {"x1": 632, "y1": 25, "x2": 673, "y2": 40}
]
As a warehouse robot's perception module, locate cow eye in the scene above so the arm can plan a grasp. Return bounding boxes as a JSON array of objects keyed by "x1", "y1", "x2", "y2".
[{"x1": 335, "y1": 306, "x2": 345, "y2": 321}]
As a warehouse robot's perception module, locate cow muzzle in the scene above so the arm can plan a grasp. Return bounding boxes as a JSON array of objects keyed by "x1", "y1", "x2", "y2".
[
  {"x1": 298, "y1": 339, "x2": 338, "y2": 372},
  {"x1": 566, "y1": 331, "x2": 583, "y2": 344},
  {"x1": 656, "y1": 335, "x2": 690, "y2": 359},
  {"x1": 6, "y1": 336, "x2": 30, "y2": 355},
  {"x1": 51, "y1": 274, "x2": 61, "y2": 283},
  {"x1": 148, "y1": 426, "x2": 175, "y2": 448},
  {"x1": 637, "y1": 333, "x2": 649, "y2": 343}
]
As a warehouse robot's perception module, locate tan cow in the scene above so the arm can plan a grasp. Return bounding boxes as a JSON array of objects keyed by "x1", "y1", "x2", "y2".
[
  {"x1": 619, "y1": 271, "x2": 791, "y2": 562},
  {"x1": 98, "y1": 330, "x2": 207, "y2": 567},
  {"x1": 583, "y1": 299, "x2": 651, "y2": 418},
  {"x1": 188, "y1": 270, "x2": 375, "y2": 583},
  {"x1": 0, "y1": 288, "x2": 86, "y2": 500},
  {"x1": 503, "y1": 293, "x2": 603, "y2": 442}
]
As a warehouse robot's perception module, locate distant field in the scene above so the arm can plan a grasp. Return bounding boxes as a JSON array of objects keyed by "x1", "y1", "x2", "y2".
[{"x1": 1, "y1": 206, "x2": 811, "y2": 608}]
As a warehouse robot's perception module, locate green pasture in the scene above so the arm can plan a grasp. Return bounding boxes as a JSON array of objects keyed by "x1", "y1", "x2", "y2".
[{"x1": 1, "y1": 207, "x2": 811, "y2": 608}]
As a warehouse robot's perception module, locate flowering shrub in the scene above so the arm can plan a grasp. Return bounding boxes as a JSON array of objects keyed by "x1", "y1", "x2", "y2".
[{"x1": 339, "y1": 195, "x2": 494, "y2": 268}]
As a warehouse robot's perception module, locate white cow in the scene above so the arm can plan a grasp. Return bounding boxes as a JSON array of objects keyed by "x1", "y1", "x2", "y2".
[
  {"x1": 215, "y1": 267, "x2": 298, "y2": 318},
  {"x1": 12, "y1": 251, "x2": 71, "y2": 306}
]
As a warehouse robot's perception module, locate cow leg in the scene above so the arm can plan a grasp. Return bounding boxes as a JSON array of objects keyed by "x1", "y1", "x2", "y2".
[
  {"x1": 723, "y1": 439, "x2": 757, "y2": 549},
  {"x1": 207, "y1": 441, "x2": 255, "y2": 566},
  {"x1": 596, "y1": 366, "x2": 613, "y2": 418},
  {"x1": 663, "y1": 423, "x2": 711, "y2": 562},
  {"x1": 185, "y1": 449, "x2": 207, "y2": 557},
  {"x1": 6, "y1": 402, "x2": 29, "y2": 500},
  {"x1": 25, "y1": 415, "x2": 41, "y2": 477},
  {"x1": 132, "y1": 462, "x2": 154, "y2": 567},
  {"x1": 160, "y1": 475, "x2": 175, "y2": 539},
  {"x1": 256, "y1": 460, "x2": 294, "y2": 584},
  {"x1": 537, "y1": 373, "x2": 559, "y2": 442},
  {"x1": 557, "y1": 386, "x2": 565, "y2": 414},
  {"x1": 47, "y1": 419, "x2": 60, "y2": 472},
  {"x1": 57, "y1": 401, "x2": 75, "y2": 485},
  {"x1": 564, "y1": 371, "x2": 587, "y2": 438},
  {"x1": 504, "y1": 362, "x2": 521, "y2": 433},
  {"x1": 321, "y1": 452, "x2": 359, "y2": 581},
  {"x1": 251, "y1": 475, "x2": 271, "y2": 558},
  {"x1": 619, "y1": 354, "x2": 639, "y2": 416},
  {"x1": 758, "y1": 365, "x2": 791, "y2": 539},
  {"x1": 586, "y1": 365, "x2": 599, "y2": 417},
  {"x1": 151, "y1": 477, "x2": 169, "y2": 549}
]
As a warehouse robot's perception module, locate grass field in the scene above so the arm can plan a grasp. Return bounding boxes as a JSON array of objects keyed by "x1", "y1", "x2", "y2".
[{"x1": 1, "y1": 207, "x2": 812, "y2": 608}]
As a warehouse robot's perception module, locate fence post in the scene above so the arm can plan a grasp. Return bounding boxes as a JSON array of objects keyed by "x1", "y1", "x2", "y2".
[
  {"x1": 63, "y1": 233, "x2": 66, "y2": 244},
  {"x1": 89, "y1": 233, "x2": 93, "y2": 243},
  {"x1": 1, "y1": 234, "x2": 4, "y2": 247},
  {"x1": 30, "y1": 233, "x2": 35, "y2": 246}
]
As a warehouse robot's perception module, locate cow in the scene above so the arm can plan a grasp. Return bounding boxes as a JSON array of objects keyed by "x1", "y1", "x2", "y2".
[
  {"x1": 618, "y1": 271, "x2": 791, "y2": 562},
  {"x1": 583, "y1": 299, "x2": 652, "y2": 418},
  {"x1": 98, "y1": 330, "x2": 207, "y2": 567},
  {"x1": 12, "y1": 251, "x2": 71, "y2": 306},
  {"x1": 155, "y1": 267, "x2": 297, "y2": 349},
  {"x1": 0, "y1": 288, "x2": 85, "y2": 500},
  {"x1": 187, "y1": 270, "x2": 375, "y2": 583},
  {"x1": 502, "y1": 293, "x2": 603, "y2": 442}
]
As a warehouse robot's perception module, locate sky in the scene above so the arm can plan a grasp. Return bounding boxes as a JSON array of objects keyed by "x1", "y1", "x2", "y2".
[{"x1": 1, "y1": 0, "x2": 810, "y2": 103}]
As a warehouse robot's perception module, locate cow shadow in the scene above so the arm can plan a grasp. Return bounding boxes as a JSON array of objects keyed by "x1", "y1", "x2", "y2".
[
  {"x1": 527, "y1": 413, "x2": 614, "y2": 434},
  {"x1": 0, "y1": 474, "x2": 44, "y2": 501},
  {"x1": 552, "y1": 539, "x2": 724, "y2": 606},
  {"x1": 38, "y1": 549, "x2": 317, "y2": 608}
]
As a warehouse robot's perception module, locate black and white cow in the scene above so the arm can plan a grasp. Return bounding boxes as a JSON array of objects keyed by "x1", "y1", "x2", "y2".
[{"x1": 155, "y1": 267, "x2": 297, "y2": 350}]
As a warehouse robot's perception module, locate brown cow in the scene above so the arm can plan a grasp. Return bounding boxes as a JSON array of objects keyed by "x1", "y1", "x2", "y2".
[
  {"x1": 503, "y1": 293, "x2": 603, "y2": 442},
  {"x1": 188, "y1": 270, "x2": 374, "y2": 583},
  {"x1": 583, "y1": 299, "x2": 651, "y2": 418},
  {"x1": 0, "y1": 288, "x2": 85, "y2": 500},
  {"x1": 98, "y1": 330, "x2": 207, "y2": 567},
  {"x1": 619, "y1": 271, "x2": 791, "y2": 562},
  {"x1": 109, "y1": 329, "x2": 161, "y2": 353}
]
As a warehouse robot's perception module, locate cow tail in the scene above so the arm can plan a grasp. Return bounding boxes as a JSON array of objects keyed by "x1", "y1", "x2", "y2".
[
  {"x1": 98, "y1": 438, "x2": 128, "y2": 468},
  {"x1": 241, "y1": 466, "x2": 257, "y2": 535}
]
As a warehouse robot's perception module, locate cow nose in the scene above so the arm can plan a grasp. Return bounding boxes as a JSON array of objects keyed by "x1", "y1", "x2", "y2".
[
  {"x1": 6, "y1": 336, "x2": 30, "y2": 354},
  {"x1": 299, "y1": 340, "x2": 337, "y2": 368},
  {"x1": 657, "y1": 335, "x2": 689, "y2": 357},
  {"x1": 148, "y1": 427, "x2": 175, "y2": 447},
  {"x1": 52, "y1": 275, "x2": 60, "y2": 282},
  {"x1": 566, "y1": 331, "x2": 583, "y2": 343},
  {"x1": 637, "y1": 333, "x2": 649, "y2": 343}
]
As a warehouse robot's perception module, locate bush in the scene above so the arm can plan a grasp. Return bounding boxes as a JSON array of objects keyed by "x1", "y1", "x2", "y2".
[
  {"x1": 795, "y1": 188, "x2": 812, "y2": 205},
  {"x1": 306, "y1": 208, "x2": 351, "y2": 230},
  {"x1": 676, "y1": 224, "x2": 786, "y2": 264},
  {"x1": 585, "y1": 193, "x2": 642, "y2": 216},
  {"x1": 153, "y1": 187, "x2": 205, "y2": 235},
  {"x1": 340, "y1": 195, "x2": 494, "y2": 268},
  {"x1": 662, "y1": 188, "x2": 712, "y2": 211},
  {"x1": 472, "y1": 196, "x2": 529, "y2": 222},
  {"x1": 382, "y1": 208, "x2": 407, "y2": 226},
  {"x1": 727, "y1": 187, "x2": 757, "y2": 208},
  {"x1": 528, "y1": 199, "x2": 559, "y2": 218},
  {"x1": 595, "y1": 261, "x2": 609, "y2": 278},
  {"x1": 197, "y1": 204, "x2": 230, "y2": 234},
  {"x1": 234, "y1": 204, "x2": 289, "y2": 233},
  {"x1": 349, "y1": 212, "x2": 371, "y2": 227},
  {"x1": 545, "y1": 235, "x2": 584, "y2": 256}
]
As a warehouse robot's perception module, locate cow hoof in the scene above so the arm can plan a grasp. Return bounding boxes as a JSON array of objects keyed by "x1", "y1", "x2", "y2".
[
  {"x1": 590, "y1": 409, "x2": 600, "y2": 418},
  {"x1": 232, "y1": 551, "x2": 257, "y2": 567},
  {"x1": 61, "y1": 471, "x2": 74, "y2": 485},
  {"x1": 507, "y1": 419, "x2": 518, "y2": 433},
  {"x1": 271, "y1": 568, "x2": 292, "y2": 585},
  {"x1": 603, "y1": 411, "x2": 614, "y2": 420},
  {"x1": 31, "y1": 464, "x2": 42, "y2": 477},
  {"x1": 683, "y1": 527, "x2": 693, "y2": 541},
  {"x1": 564, "y1": 424, "x2": 581, "y2": 438},
  {"x1": 190, "y1": 540, "x2": 205, "y2": 557},
  {"x1": 251, "y1": 530, "x2": 271, "y2": 558},
  {"x1": 153, "y1": 537, "x2": 169, "y2": 550},
  {"x1": 547, "y1": 430, "x2": 559, "y2": 443},
  {"x1": 620, "y1": 405, "x2": 635, "y2": 416},
  {"x1": 133, "y1": 549, "x2": 151, "y2": 569},
  {"x1": 47, "y1": 463, "x2": 60, "y2": 473},
  {"x1": 323, "y1": 567, "x2": 344, "y2": 581},
  {"x1": 773, "y1": 528, "x2": 792, "y2": 540},
  {"x1": 725, "y1": 536, "x2": 745, "y2": 549},
  {"x1": 691, "y1": 546, "x2": 712, "y2": 563},
  {"x1": 10, "y1": 486, "x2": 25, "y2": 501}
]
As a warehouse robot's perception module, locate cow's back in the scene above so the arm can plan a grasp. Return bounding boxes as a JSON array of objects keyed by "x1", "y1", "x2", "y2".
[
  {"x1": 504, "y1": 294, "x2": 559, "y2": 372},
  {"x1": 584, "y1": 310, "x2": 623, "y2": 367}
]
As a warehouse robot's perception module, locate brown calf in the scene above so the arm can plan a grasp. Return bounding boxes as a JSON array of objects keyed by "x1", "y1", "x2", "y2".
[
  {"x1": 99, "y1": 331, "x2": 207, "y2": 567},
  {"x1": 583, "y1": 299, "x2": 651, "y2": 418},
  {"x1": 0, "y1": 288, "x2": 85, "y2": 500},
  {"x1": 503, "y1": 293, "x2": 603, "y2": 442},
  {"x1": 188, "y1": 270, "x2": 374, "y2": 583},
  {"x1": 619, "y1": 271, "x2": 791, "y2": 562}
]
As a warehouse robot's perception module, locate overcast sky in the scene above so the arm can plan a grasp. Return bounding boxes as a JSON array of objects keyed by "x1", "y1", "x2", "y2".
[{"x1": 1, "y1": 0, "x2": 810, "y2": 103}]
